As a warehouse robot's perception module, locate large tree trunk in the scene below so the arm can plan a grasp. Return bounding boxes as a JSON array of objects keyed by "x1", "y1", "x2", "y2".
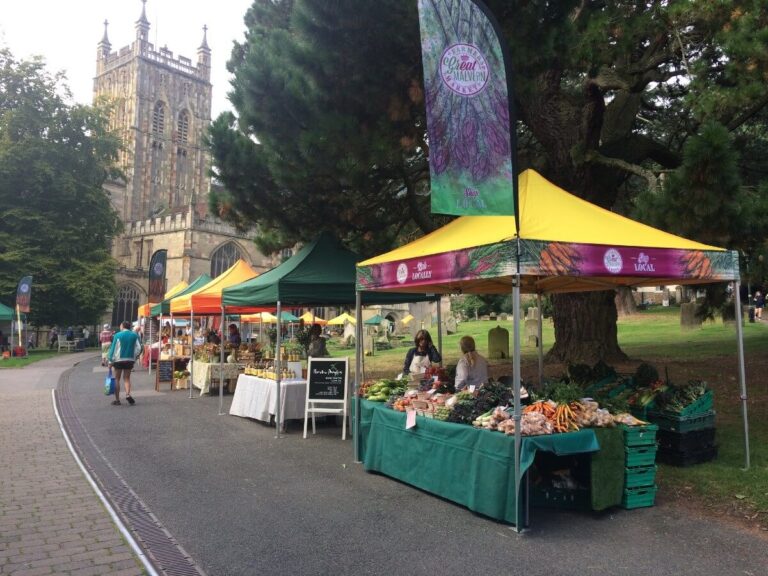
[
  {"x1": 546, "y1": 291, "x2": 628, "y2": 365},
  {"x1": 615, "y1": 287, "x2": 637, "y2": 317}
]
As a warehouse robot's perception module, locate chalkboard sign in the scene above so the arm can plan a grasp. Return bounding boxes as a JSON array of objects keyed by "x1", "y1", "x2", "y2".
[
  {"x1": 307, "y1": 357, "x2": 347, "y2": 401},
  {"x1": 156, "y1": 359, "x2": 174, "y2": 391},
  {"x1": 304, "y1": 357, "x2": 348, "y2": 440}
]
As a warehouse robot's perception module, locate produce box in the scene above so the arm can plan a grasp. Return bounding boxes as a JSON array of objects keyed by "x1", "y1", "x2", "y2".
[
  {"x1": 624, "y1": 445, "x2": 658, "y2": 467},
  {"x1": 624, "y1": 465, "x2": 657, "y2": 489},
  {"x1": 532, "y1": 486, "x2": 591, "y2": 511},
  {"x1": 657, "y1": 445, "x2": 718, "y2": 467},
  {"x1": 670, "y1": 390, "x2": 713, "y2": 418},
  {"x1": 621, "y1": 485, "x2": 657, "y2": 509},
  {"x1": 646, "y1": 410, "x2": 716, "y2": 433},
  {"x1": 656, "y1": 427, "x2": 716, "y2": 452},
  {"x1": 620, "y1": 423, "x2": 658, "y2": 447},
  {"x1": 174, "y1": 377, "x2": 189, "y2": 390}
]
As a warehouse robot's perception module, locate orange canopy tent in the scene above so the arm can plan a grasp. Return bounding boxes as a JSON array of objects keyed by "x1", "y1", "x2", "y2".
[
  {"x1": 137, "y1": 280, "x2": 189, "y2": 317},
  {"x1": 170, "y1": 260, "x2": 260, "y2": 315}
]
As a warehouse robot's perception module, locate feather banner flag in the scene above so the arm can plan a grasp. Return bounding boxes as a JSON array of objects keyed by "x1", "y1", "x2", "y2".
[
  {"x1": 15, "y1": 276, "x2": 32, "y2": 313},
  {"x1": 148, "y1": 249, "x2": 168, "y2": 303},
  {"x1": 417, "y1": 0, "x2": 517, "y2": 218}
]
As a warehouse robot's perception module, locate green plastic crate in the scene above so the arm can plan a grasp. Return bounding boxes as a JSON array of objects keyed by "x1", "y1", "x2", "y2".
[
  {"x1": 621, "y1": 423, "x2": 658, "y2": 447},
  {"x1": 624, "y1": 465, "x2": 657, "y2": 488},
  {"x1": 646, "y1": 410, "x2": 716, "y2": 433},
  {"x1": 622, "y1": 484, "x2": 657, "y2": 509},
  {"x1": 661, "y1": 390, "x2": 714, "y2": 418},
  {"x1": 625, "y1": 445, "x2": 657, "y2": 467}
]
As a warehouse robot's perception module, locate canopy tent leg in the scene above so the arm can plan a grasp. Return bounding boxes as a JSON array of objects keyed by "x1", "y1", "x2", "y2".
[
  {"x1": 537, "y1": 292, "x2": 544, "y2": 388},
  {"x1": 188, "y1": 311, "x2": 195, "y2": 399},
  {"x1": 219, "y1": 306, "x2": 225, "y2": 416},
  {"x1": 354, "y1": 292, "x2": 363, "y2": 463},
  {"x1": 436, "y1": 295, "x2": 443, "y2": 363},
  {"x1": 734, "y1": 281, "x2": 751, "y2": 470},
  {"x1": 512, "y1": 275, "x2": 524, "y2": 532},
  {"x1": 147, "y1": 315, "x2": 153, "y2": 377},
  {"x1": 275, "y1": 301, "x2": 283, "y2": 438}
]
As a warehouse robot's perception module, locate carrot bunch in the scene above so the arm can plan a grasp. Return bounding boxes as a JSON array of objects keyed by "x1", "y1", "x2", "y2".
[{"x1": 524, "y1": 400, "x2": 583, "y2": 433}]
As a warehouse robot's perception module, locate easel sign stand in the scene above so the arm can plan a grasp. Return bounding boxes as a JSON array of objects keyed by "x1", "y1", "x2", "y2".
[{"x1": 303, "y1": 357, "x2": 348, "y2": 440}]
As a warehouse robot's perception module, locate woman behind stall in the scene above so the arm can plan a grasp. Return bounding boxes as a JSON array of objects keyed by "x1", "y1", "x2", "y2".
[
  {"x1": 307, "y1": 323, "x2": 329, "y2": 357},
  {"x1": 454, "y1": 336, "x2": 489, "y2": 392},
  {"x1": 402, "y1": 329, "x2": 442, "y2": 375},
  {"x1": 227, "y1": 323, "x2": 242, "y2": 346}
]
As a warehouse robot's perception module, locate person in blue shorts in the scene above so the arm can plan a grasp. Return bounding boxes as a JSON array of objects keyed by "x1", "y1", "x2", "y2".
[{"x1": 107, "y1": 320, "x2": 143, "y2": 405}]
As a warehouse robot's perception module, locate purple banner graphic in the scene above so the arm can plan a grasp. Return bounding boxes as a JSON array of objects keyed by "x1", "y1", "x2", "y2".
[
  {"x1": 417, "y1": 0, "x2": 516, "y2": 216},
  {"x1": 357, "y1": 241, "x2": 738, "y2": 291}
]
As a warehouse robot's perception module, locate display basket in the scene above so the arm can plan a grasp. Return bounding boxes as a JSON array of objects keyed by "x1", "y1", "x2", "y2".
[
  {"x1": 624, "y1": 465, "x2": 657, "y2": 489},
  {"x1": 621, "y1": 485, "x2": 657, "y2": 509},
  {"x1": 646, "y1": 410, "x2": 716, "y2": 433},
  {"x1": 624, "y1": 445, "x2": 657, "y2": 467},
  {"x1": 174, "y1": 377, "x2": 189, "y2": 390},
  {"x1": 620, "y1": 423, "x2": 658, "y2": 447}
]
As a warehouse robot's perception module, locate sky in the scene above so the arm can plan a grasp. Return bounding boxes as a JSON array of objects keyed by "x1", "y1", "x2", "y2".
[{"x1": 0, "y1": 0, "x2": 254, "y2": 117}]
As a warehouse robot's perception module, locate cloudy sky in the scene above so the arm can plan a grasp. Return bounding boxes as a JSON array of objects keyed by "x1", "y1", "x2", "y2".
[{"x1": 1, "y1": 0, "x2": 254, "y2": 117}]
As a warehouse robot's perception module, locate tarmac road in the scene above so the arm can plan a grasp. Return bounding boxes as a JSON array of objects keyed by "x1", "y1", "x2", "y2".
[{"x1": 61, "y1": 356, "x2": 768, "y2": 576}]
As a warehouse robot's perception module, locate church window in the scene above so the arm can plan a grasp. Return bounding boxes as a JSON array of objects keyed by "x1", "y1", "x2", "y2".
[
  {"x1": 211, "y1": 243, "x2": 242, "y2": 278},
  {"x1": 177, "y1": 110, "x2": 189, "y2": 144},
  {"x1": 111, "y1": 284, "x2": 142, "y2": 327},
  {"x1": 152, "y1": 101, "x2": 166, "y2": 135}
]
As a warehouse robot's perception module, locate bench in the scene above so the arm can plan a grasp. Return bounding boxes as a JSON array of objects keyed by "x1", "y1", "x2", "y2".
[{"x1": 58, "y1": 339, "x2": 77, "y2": 353}]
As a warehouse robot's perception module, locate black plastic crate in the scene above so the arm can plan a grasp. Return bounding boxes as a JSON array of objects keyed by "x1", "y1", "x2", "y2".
[
  {"x1": 657, "y1": 427, "x2": 716, "y2": 452},
  {"x1": 657, "y1": 444, "x2": 718, "y2": 467}
]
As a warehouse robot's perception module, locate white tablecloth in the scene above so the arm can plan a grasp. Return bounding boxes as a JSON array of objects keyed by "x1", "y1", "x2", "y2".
[
  {"x1": 190, "y1": 360, "x2": 241, "y2": 394},
  {"x1": 229, "y1": 375, "x2": 307, "y2": 423}
]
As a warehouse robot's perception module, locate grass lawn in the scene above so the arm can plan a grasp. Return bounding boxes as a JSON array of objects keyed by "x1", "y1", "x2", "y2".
[
  {"x1": 0, "y1": 348, "x2": 61, "y2": 368},
  {"x1": 326, "y1": 305, "x2": 768, "y2": 531}
]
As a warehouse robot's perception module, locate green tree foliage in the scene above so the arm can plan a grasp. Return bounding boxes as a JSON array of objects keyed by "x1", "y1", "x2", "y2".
[
  {"x1": 211, "y1": 0, "x2": 768, "y2": 362},
  {"x1": 0, "y1": 49, "x2": 122, "y2": 326}
]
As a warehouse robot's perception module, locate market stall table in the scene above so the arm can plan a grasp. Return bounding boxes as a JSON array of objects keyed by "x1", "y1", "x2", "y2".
[
  {"x1": 190, "y1": 360, "x2": 241, "y2": 395},
  {"x1": 358, "y1": 400, "x2": 600, "y2": 526},
  {"x1": 229, "y1": 374, "x2": 307, "y2": 424}
]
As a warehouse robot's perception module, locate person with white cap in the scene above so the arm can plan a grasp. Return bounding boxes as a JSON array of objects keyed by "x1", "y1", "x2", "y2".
[{"x1": 99, "y1": 323, "x2": 114, "y2": 366}]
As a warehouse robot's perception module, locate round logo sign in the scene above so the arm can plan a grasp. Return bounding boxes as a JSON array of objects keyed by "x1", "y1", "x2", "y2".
[
  {"x1": 440, "y1": 43, "x2": 489, "y2": 97},
  {"x1": 20, "y1": 283, "x2": 30, "y2": 293},
  {"x1": 603, "y1": 249, "x2": 623, "y2": 274},
  {"x1": 396, "y1": 263, "x2": 408, "y2": 284},
  {"x1": 153, "y1": 262, "x2": 164, "y2": 275}
]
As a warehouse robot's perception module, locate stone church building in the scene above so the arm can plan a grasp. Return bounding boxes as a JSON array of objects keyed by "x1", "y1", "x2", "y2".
[{"x1": 94, "y1": 1, "x2": 272, "y2": 325}]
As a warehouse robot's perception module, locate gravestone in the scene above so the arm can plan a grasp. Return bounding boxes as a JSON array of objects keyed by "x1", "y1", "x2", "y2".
[
  {"x1": 525, "y1": 318, "x2": 540, "y2": 347},
  {"x1": 499, "y1": 313, "x2": 508, "y2": 321},
  {"x1": 662, "y1": 288, "x2": 670, "y2": 307},
  {"x1": 526, "y1": 307, "x2": 540, "y2": 320},
  {"x1": 444, "y1": 316, "x2": 458, "y2": 335},
  {"x1": 680, "y1": 302, "x2": 702, "y2": 330},
  {"x1": 488, "y1": 325, "x2": 509, "y2": 359}
]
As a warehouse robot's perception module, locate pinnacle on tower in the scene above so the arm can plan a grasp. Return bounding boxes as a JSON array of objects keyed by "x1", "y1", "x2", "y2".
[
  {"x1": 97, "y1": 19, "x2": 111, "y2": 58},
  {"x1": 136, "y1": 0, "x2": 150, "y2": 42},
  {"x1": 198, "y1": 24, "x2": 210, "y2": 52}
]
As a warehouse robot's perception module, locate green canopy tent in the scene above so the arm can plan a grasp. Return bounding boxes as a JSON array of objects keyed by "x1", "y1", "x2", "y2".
[
  {"x1": 0, "y1": 302, "x2": 14, "y2": 321},
  {"x1": 222, "y1": 233, "x2": 436, "y2": 435}
]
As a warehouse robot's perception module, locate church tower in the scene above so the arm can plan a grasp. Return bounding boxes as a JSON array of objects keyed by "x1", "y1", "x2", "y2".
[{"x1": 94, "y1": 1, "x2": 269, "y2": 325}]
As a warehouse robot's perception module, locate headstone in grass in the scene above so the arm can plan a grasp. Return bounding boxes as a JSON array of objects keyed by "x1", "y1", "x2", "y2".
[
  {"x1": 526, "y1": 307, "x2": 539, "y2": 320},
  {"x1": 525, "y1": 318, "x2": 540, "y2": 347},
  {"x1": 488, "y1": 325, "x2": 510, "y2": 359},
  {"x1": 444, "y1": 316, "x2": 457, "y2": 335},
  {"x1": 680, "y1": 302, "x2": 702, "y2": 331}
]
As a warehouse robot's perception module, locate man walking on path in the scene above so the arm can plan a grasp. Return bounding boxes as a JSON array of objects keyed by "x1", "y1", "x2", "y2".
[{"x1": 106, "y1": 321, "x2": 142, "y2": 406}]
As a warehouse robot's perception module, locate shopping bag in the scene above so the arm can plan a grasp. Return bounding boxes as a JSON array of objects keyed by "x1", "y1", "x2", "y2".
[{"x1": 104, "y1": 368, "x2": 115, "y2": 395}]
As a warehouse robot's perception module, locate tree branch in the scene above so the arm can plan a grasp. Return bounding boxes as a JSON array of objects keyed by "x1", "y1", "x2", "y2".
[{"x1": 584, "y1": 151, "x2": 659, "y2": 193}]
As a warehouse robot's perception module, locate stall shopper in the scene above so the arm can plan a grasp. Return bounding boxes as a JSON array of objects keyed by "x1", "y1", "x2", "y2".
[
  {"x1": 106, "y1": 321, "x2": 143, "y2": 406},
  {"x1": 454, "y1": 336, "x2": 489, "y2": 392},
  {"x1": 99, "y1": 324, "x2": 113, "y2": 366},
  {"x1": 402, "y1": 329, "x2": 442, "y2": 375},
  {"x1": 227, "y1": 323, "x2": 242, "y2": 346}
]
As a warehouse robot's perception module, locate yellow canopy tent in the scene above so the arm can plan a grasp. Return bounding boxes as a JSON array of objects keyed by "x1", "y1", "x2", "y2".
[
  {"x1": 137, "y1": 280, "x2": 189, "y2": 317},
  {"x1": 241, "y1": 311, "x2": 277, "y2": 323},
  {"x1": 299, "y1": 311, "x2": 328, "y2": 325},
  {"x1": 170, "y1": 260, "x2": 260, "y2": 315},
  {"x1": 327, "y1": 312, "x2": 356, "y2": 325}
]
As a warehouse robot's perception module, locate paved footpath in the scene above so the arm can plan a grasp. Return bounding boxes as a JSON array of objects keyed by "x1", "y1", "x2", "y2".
[{"x1": 0, "y1": 353, "x2": 145, "y2": 576}]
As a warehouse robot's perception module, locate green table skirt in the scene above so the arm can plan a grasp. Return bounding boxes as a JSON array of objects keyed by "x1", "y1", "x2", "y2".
[{"x1": 359, "y1": 400, "x2": 599, "y2": 525}]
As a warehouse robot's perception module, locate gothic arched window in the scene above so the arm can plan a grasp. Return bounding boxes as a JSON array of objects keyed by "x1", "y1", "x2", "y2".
[
  {"x1": 210, "y1": 242, "x2": 242, "y2": 278},
  {"x1": 111, "y1": 284, "x2": 142, "y2": 327},
  {"x1": 152, "y1": 101, "x2": 166, "y2": 135},
  {"x1": 177, "y1": 110, "x2": 190, "y2": 144}
]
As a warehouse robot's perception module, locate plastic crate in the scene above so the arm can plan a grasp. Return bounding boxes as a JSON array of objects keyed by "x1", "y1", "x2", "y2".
[
  {"x1": 657, "y1": 445, "x2": 718, "y2": 467},
  {"x1": 621, "y1": 423, "x2": 658, "y2": 447},
  {"x1": 657, "y1": 427, "x2": 716, "y2": 452},
  {"x1": 624, "y1": 465, "x2": 657, "y2": 489},
  {"x1": 646, "y1": 410, "x2": 716, "y2": 433},
  {"x1": 657, "y1": 390, "x2": 713, "y2": 418},
  {"x1": 624, "y1": 445, "x2": 658, "y2": 467},
  {"x1": 532, "y1": 486, "x2": 591, "y2": 511},
  {"x1": 622, "y1": 485, "x2": 657, "y2": 509}
]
